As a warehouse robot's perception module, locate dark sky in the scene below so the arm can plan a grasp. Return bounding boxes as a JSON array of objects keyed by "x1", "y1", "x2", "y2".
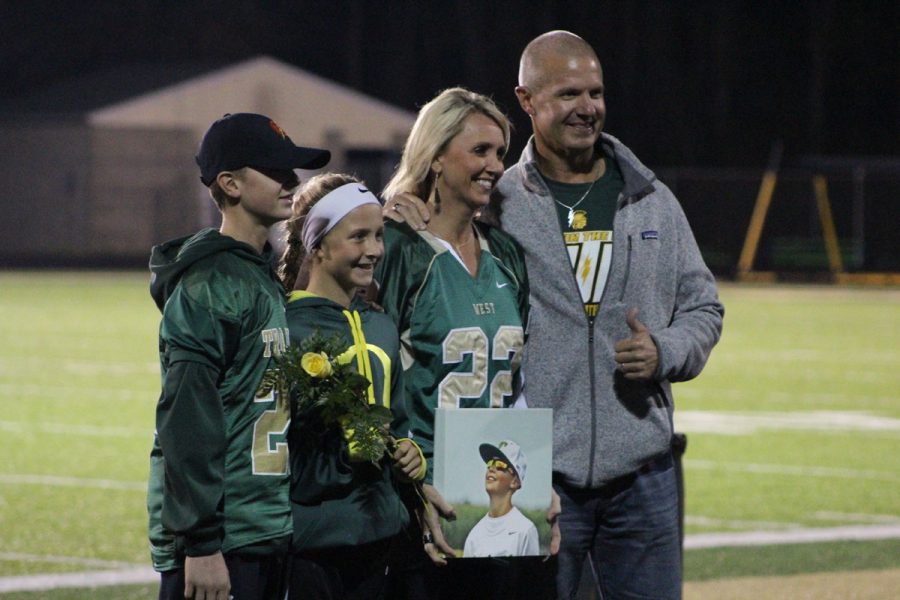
[{"x1": 2, "y1": 0, "x2": 899, "y2": 167}]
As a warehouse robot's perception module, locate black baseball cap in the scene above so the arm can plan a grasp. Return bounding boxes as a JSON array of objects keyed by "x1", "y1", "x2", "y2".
[{"x1": 195, "y1": 113, "x2": 331, "y2": 186}]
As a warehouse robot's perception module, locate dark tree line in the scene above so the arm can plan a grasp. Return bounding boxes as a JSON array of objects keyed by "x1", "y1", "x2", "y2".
[{"x1": 2, "y1": 0, "x2": 898, "y2": 167}]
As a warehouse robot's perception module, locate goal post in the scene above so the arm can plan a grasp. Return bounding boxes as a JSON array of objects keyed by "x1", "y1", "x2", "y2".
[{"x1": 737, "y1": 149, "x2": 900, "y2": 284}]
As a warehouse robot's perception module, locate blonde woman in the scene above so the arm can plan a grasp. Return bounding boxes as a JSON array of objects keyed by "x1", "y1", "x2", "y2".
[{"x1": 374, "y1": 89, "x2": 530, "y2": 595}]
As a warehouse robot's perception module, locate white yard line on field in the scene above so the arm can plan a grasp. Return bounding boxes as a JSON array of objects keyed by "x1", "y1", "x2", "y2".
[
  {"x1": 812, "y1": 511, "x2": 900, "y2": 524},
  {"x1": 0, "y1": 473, "x2": 146, "y2": 491},
  {"x1": 0, "y1": 567, "x2": 157, "y2": 592},
  {"x1": 0, "y1": 383, "x2": 149, "y2": 401},
  {"x1": 0, "y1": 359, "x2": 157, "y2": 378},
  {"x1": 2, "y1": 526, "x2": 899, "y2": 592},
  {"x1": 675, "y1": 388, "x2": 899, "y2": 408},
  {"x1": 0, "y1": 553, "x2": 141, "y2": 569},
  {"x1": 685, "y1": 524, "x2": 900, "y2": 549},
  {"x1": 710, "y1": 348, "x2": 900, "y2": 365},
  {"x1": 676, "y1": 410, "x2": 900, "y2": 435},
  {"x1": 686, "y1": 515, "x2": 804, "y2": 530},
  {"x1": 0, "y1": 420, "x2": 148, "y2": 438},
  {"x1": 62, "y1": 359, "x2": 158, "y2": 376},
  {"x1": 685, "y1": 459, "x2": 900, "y2": 482}
]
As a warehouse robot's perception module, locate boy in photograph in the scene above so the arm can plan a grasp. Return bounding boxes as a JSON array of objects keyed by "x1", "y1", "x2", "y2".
[{"x1": 464, "y1": 440, "x2": 540, "y2": 558}]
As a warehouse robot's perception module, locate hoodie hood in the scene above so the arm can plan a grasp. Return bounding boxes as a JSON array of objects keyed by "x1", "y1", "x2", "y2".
[
  {"x1": 515, "y1": 132, "x2": 658, "y2": 203},
  {"x1": 284, "y1": 290, "x2": 375, "y2": 337},
  {"x1": 149, "y1": 228, "x2": 277, "y2": 311},
  {"x1": 285, "y1": 290, "x2": 372, "y2": 319}
]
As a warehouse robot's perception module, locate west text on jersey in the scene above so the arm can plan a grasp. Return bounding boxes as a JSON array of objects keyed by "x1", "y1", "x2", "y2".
[{"x1": 473, "y1": 302, "x2": 496, "y2": 315}]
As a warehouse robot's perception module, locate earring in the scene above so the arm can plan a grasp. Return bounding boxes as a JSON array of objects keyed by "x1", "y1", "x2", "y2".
[{"x1": 428, "y1": 171, "x2": 442, "y2": 214}]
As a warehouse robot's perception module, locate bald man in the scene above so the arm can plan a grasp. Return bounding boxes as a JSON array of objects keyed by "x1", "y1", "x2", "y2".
[{"x1": 386, "y1": 31, "x2": 723, "y2": 599}]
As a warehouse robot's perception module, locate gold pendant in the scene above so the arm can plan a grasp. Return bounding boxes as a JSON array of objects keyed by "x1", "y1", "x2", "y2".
[{"x1": 569, "y1": 210, "x2": 588, "y2": 230}]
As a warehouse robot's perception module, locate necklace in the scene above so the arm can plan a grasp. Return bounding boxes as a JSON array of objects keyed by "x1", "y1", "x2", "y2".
[
  {"x1": 429, "y1": 223, "x2": 477, "y2": 257},
  {"x1": 440, "y1": 229, "x2": 479, "y2": 276},
  {"x1": 452, "y1": 235, "x2": 474, "y2": 252},
  {"x1": 553, "y1": 177, "x2": 598, "y2": 228}
]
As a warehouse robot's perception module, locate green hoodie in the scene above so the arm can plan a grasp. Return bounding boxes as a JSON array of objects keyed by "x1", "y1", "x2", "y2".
[
  {"x1": 285, "y1": 291, "x2": 410, "y2": 551},
  {"x1": 147, "y1": 228, "x2": 291, "y2": 571}
]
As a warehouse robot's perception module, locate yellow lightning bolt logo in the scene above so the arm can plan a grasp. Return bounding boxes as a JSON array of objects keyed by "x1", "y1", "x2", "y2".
[{"x1": 581, "y1": 256, "x2": 592, "y2": 284}]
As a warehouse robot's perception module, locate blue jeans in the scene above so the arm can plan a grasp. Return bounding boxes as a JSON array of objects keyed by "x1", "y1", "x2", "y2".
[{"x1": 554, "y1": 453, "x2": 681, "y2": 600}]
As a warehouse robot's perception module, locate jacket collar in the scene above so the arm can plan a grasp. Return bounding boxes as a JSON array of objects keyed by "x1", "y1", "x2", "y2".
[{"x1": 516, "y1": 133, "x2": 657, "y2": 202}]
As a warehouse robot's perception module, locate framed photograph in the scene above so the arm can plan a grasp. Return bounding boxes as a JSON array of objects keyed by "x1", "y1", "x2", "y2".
[{"x1": 434, "y1": 407, "x2": 553, "y2": 557}]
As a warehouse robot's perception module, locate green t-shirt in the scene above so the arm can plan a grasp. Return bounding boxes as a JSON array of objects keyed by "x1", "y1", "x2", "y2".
[{"x1": 542, "y1": 150, "x2": 624, "y2": 320}]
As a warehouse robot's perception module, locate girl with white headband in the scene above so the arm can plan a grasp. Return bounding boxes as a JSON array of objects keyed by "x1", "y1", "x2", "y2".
[{"x1": 279, "y1": 173, "x2": 425, "y2": 599}]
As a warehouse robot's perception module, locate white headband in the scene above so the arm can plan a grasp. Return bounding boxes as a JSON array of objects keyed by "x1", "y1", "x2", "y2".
[{"x1": 300, "y1": 182, "x2": 382, "y2": 252}]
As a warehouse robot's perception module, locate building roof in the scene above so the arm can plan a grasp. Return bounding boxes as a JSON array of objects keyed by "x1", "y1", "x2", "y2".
[{"x1": 2, "y1": 56, "x2": 415, "y2": 149}]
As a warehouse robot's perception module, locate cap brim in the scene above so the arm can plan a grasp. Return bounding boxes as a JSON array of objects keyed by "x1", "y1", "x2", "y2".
[
  {"x1": 290, "y1": 146, "x2": 331, "y2": 170},
  {"x1": 479, "y1": 443, "x2": 510, "y2": 466},
  {"x1": 479, "y1": 443, "x2": 520, "y2": 480}
]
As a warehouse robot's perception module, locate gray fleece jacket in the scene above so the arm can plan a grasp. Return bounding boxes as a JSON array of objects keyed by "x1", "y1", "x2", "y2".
[{"x1": 495, "y1": 133, "x2": 724, "y2": 488}]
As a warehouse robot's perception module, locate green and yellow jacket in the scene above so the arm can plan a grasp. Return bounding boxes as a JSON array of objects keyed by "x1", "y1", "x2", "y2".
[{"x1": 285, "y1": 291, "x2": 414, "y2": 551}]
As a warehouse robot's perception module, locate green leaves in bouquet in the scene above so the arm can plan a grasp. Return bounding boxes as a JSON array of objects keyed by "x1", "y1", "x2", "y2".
[{"x1": 262, "y1": 331, "x2": 395, "y2": 465}]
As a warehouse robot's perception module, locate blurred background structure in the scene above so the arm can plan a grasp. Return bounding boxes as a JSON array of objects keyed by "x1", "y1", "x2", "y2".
[
  {"x1": 0, "y1": 55, "x2": 415, "y2": 265},
  {"x1": 0, "y1": 0, "x2": 898, "y2": 276}
]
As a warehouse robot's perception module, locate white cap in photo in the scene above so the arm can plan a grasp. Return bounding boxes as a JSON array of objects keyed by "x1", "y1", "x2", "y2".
[{"x1": 479, "y1": 439, "x2": 528, "y2": 485}]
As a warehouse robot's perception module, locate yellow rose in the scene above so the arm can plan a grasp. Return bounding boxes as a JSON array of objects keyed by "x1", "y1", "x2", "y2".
[{"x1": 301, "y1": 351, "x2": 333, "y2": 378}]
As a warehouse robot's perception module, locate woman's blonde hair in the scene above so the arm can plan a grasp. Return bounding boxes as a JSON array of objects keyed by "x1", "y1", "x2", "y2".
[
  {"x1": 279, "y1": 172, "x2": 361, "y2": 292},
  {"x1": 382, "y1": 87, "x2": 510, "y2": 202}
]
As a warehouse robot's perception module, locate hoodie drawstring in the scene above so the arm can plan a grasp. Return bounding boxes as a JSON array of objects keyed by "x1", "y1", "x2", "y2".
[{"x1": 342, "y1": 309, "x2": 378, "y2": 406}]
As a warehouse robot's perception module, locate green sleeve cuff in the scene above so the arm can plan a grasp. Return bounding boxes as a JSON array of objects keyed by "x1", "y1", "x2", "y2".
[{"x1": 182, "y1": 534, "x2": 222, "y2": 557}]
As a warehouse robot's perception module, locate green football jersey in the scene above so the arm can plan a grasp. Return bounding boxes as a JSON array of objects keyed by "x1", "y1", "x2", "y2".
[
  {"x1": 375, "y1": 222, "x2": 528, "y2": 483},
  {"x1": 147, "y1": 229, "x2": 291, "y2": 570}
]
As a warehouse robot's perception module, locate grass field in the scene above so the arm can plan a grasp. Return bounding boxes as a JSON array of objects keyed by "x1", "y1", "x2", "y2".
[{"x1": 0, "y1": 272, "x2": 898, "y2": 598}]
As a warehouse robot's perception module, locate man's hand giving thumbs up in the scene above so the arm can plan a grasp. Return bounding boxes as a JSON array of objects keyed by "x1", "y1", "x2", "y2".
[{"x1": 613, "y1": 308, "x2": 659, "y2": 380}]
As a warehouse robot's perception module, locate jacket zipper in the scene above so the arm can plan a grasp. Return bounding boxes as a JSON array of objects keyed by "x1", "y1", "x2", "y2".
[
  {"x1": 542, "y1": 176, "x2": 624, "y2": 488},
  {"x1": 542, "y1": 188, "x2": 601, "y2": 487},
  {"x1": 586, "y1": 320, "x2": 597, "y2": 486},
  {"x1": 584, "y1": 194, "x2": 629, "y2": 486}
]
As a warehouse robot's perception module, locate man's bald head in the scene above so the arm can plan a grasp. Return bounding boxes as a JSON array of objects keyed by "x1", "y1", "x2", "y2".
[
  {"x1": 514, "y1": 30, "x2": 606, "y2": 172},
  {"x1": 519, "y1": 30, "x2": 600, "y2": 90}
]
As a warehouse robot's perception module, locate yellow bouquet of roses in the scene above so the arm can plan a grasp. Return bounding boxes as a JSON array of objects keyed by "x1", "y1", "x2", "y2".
[{"x1": 257, "y1": 332, "x2": 394, "y2": 465}]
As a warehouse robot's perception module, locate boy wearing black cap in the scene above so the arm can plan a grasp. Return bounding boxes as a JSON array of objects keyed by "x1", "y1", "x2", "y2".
[{"x1": 146, "y1": 113, "x2": 329, "y2": 600}]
